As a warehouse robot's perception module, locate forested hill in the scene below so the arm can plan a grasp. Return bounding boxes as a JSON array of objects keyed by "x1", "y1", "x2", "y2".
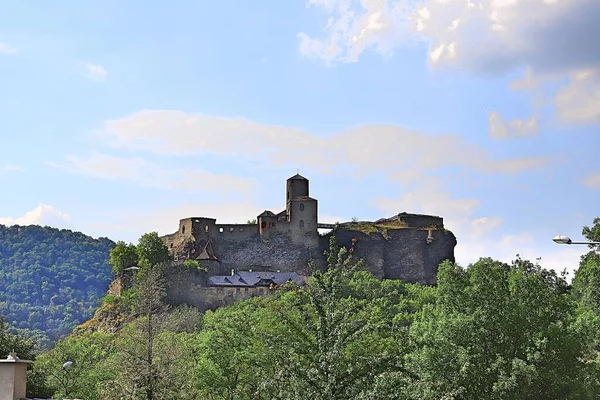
[{"x1": 0, "y1": 224, "x2": 115, "y2": 347}]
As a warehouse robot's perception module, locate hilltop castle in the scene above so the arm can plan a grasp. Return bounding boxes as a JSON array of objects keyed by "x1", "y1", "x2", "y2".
[
  {"x1": 160, "y1": 174, "x2": 457, "y2": 311},
  {"x1": 163, "y1": 173, "x2": 322, "y2": 260}
]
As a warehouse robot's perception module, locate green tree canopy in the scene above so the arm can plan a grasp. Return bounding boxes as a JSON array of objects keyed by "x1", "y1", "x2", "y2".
[
  {"x1": 136, "y1": 232, "x2": 170, "y2": 271},
  {"x1": 109, "y1": 241, "x2": 139, "y2": 275},
  {"x1": 0, "y1": 225, "x2": 114, "y2": 346},
  {"x1": 408, "y1": 257, "x2": 590, "y2": 400}
]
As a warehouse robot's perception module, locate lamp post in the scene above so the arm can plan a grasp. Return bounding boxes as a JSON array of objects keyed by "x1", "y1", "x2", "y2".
[
  {"x1": 552, "y1": 235, "x2": 600, "y2": 246},
  {"x1": 49, "y1": 359, "x2": 74, "y2": 398}
]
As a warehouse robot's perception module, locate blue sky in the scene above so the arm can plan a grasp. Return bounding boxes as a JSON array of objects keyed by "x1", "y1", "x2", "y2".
[{"x1": 0, "y1": 0, "x2": 598, "y2": 276}]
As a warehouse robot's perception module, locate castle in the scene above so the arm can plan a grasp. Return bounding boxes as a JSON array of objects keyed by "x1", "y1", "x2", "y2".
[
  {"x1": 160, "y1": 174, "x2": 457, "y2": 310},
  {"x1": 163, "y1": 174, "x2": 321, "y2": 258}
]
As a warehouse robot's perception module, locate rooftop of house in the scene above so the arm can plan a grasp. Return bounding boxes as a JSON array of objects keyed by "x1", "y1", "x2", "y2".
[{"x1": 207, "y1": 271, "x2": 305, "y2": 287}]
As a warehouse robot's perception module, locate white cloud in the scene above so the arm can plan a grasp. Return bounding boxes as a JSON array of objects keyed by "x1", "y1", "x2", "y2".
[
  {"x1": 80, "y1": 62, "x2": 108, "y2": 82},
  {"x1": 58, "y1": 111, "x2": 554, "y2": 255},
  {"x1": 411, "y1": 0, "x2": 600, "y2": 125},
  {"x1": 555, "y1": 69, "x2": 600, "y2": 124},
  {"x1": 410, "y1": 0, "x2": 600, "y2": 75},
  {"x1": 299, "y1": 0, "x2": 600, "y2": 125},
  {"x1": 297, "y1": 0, "x2": 406, "y2": 64},
  {"x1": 583, "y1": 171, "x2": 600, "y2": 189},
  {"x1": 48, "y1": 152, "x2": 255, "y2": 194},
  {"x1": 488, "y1": 111, "x2": 538, "y2": 139},
  {"x1": 95, "y1": 109, "x2": 549, "y2": 177},
  {"x1": 1, "y1": 164, "x2": 23, "y2": 172},
  {"x1": 470, "y1": 216, "x2": 504, "y2": 236},
  {"x1": 0, "y1": 42, "x2": 17, "y2": 55},
  {"x1": 0, "y1": 204, "x2": 72, "y2": 229}
]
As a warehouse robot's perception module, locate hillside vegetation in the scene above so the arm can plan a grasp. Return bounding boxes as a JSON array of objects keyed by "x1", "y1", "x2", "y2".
[
  {"x1": 0, "y1": 225, "x2": 114, "y2": 347},
  {"x1": 25, "y1": 219, "x2": 600, "y2": 400}
]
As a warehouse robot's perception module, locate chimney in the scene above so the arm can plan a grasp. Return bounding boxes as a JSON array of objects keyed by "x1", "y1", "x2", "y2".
[{"x1": 0, "y1": 353, "x2": 33, "y2": 400}]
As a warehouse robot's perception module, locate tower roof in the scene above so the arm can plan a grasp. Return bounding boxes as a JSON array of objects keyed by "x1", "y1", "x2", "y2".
[{"x1": 287, "y1": 173, "x2": 308, "y2": 181}]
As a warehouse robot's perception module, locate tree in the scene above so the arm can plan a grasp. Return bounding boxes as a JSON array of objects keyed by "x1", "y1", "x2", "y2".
[
  {"x1": 109, "y1": 241, "x2": 139, "y2": 275},
  {"x1": 0, "y1": 225, "x2": 114, "y2": 346},
  {"x1": 574, "y1": 217, "x2": 600, "y2": 308},
  {"x1": 408, "y1": 257, "x2": 590, "y2": 400},
  {"x1": 32, "y1": 331, "x2": 112, "y2": 400},
  {"x1": 0, "y1": 316, "x2": 35, "y2": 359},
  {"x1": 570, "y1": 217, "x2": 600, "y2": 397},
  {"x1": 582, "y1": 217, "x2": 600, "y2": 244},
  {"x1": 195, "y1": 300, "x2": 276, "y2": 400},
  {"x1": 98, "y1": 266, "x2": 181, "y2": 400},
  {"x1": 260, "y1": 238, "x2": 413, "y2": 400},
  {"x1": 136, "y1": 233, "x2": 170, "y2": 271}
]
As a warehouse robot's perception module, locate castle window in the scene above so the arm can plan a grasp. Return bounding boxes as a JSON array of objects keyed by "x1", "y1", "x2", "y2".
[
  {"x1": 181, "y1": 226, "x2": 186, "y2": 234},
  {"x1": 219, "y1": 227, "x2": 224, "y2": 233},
  {"x1": 170, "y1": 243, "x2": 173, "y2": 248},
  {"x1": 287, "y1": 191, "x2": 290, "y2": 201},
  {"x1": 299, "y1": 220, "x2": 305, "y2": 229},
  {"x1": 205, "y1": 225, "x2": 209, "y2": 233},
  {"x1": 230, "y1": 227, "x2": 234, "y2": 232},
  {"x1": 300, "y1": 203, "x2": 305, "y2": 211},
  {"x1": 261, "y1": 221, "x2": 266, "y2": 229},
  {"x1": 271, "y1": 222, "x2": 275, "y2": 227}
]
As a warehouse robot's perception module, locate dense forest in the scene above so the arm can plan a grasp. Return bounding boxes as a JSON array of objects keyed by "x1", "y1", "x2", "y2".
[
  {"x1": 0, "y1": 225, "x2": 114, "y2": 347},
  {"x1": 18, "y1": 218, "x2": 600, "y2": 399}
]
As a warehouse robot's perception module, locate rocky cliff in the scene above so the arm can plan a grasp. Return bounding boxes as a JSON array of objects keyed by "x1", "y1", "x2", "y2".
[{"x1": 326, "y1": 225, "x2": 457, "y2": 285}]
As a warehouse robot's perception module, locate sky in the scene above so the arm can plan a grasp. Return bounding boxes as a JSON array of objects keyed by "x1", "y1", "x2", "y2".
[{"x1": 0, "y1": 0, "x2": 598, "y2": 277}]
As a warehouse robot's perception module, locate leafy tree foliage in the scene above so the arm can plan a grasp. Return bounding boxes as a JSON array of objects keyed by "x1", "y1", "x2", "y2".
[
  {"x1": 0, "y1": 225, "x2": 114, "y2": 346},
  {"x1": 573, "y1": 217, "x2": 600, "y2": 310},
  {"x1": 582, "y1": 217, "x2": 600, "y2": 243},
  {"x1": 408, "y1": 257, "x2": 590, "y2": 399},
  {"x1": 22, "y1": 220, "x2": 600, "y2": 399},
  {"x1": 136, "y1": 232, "x2": 170, "y2": 271},
  {"x1": 0, "y1": 315, "x2": 35, "y2": 359},
  {"x1": 32, "y1": 331, "x2": 112, "y2": 399},
  {"x1": 109, "y1": 241, "x2": 138, "y2": 275},
  {"x1": 194, "y1": 239, "x2": 426, "y2": 400}
]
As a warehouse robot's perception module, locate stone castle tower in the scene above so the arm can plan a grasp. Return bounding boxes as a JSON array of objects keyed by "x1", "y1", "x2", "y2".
[{"x1": 257, "y1": 173, "x2": 317, "y2": 241}]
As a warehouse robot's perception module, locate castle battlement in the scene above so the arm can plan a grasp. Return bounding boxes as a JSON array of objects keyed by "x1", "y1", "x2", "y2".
[{"x1": 161, "y1": 174, "x2": 457, "y2": 290}]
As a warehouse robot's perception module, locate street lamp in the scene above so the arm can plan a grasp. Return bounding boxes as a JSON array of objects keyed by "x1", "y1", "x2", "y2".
[
  {"x1": 552, "y1": 235, "x2": 600, "y2": 245},
  {"x1": 49, "y1": 359, "x2": 74, "y2": 397}
]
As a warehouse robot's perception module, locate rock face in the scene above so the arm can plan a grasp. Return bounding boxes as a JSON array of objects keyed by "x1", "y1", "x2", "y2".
[{"x1": 325, "y1": 226, "x2": 457, "y2": 285}]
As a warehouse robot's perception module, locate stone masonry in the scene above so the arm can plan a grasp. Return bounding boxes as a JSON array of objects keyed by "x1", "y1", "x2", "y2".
[{"x1": 160, "y1": 174, "x2": 457, "y2": 304}]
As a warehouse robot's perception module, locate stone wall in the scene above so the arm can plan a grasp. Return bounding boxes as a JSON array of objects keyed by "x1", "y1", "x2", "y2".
[
  {"x1": 107, "y1": 274, "x2": 133, "y2": 296},
  {"x1": 158, "y1": 224, "x2": 456, "y2": 313},
  {"x1": 165, "y1": 225, "x2": 455, "y2": 288},
  {"x1": 209, "y1": 232, "x2": 317, "y2": 275},
  {"x1": 164, "y1": 265, "x2": 277, "y2": 312},
  {"x1": 327, "y1": 227, "x2": 457, "y2": 284}
]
